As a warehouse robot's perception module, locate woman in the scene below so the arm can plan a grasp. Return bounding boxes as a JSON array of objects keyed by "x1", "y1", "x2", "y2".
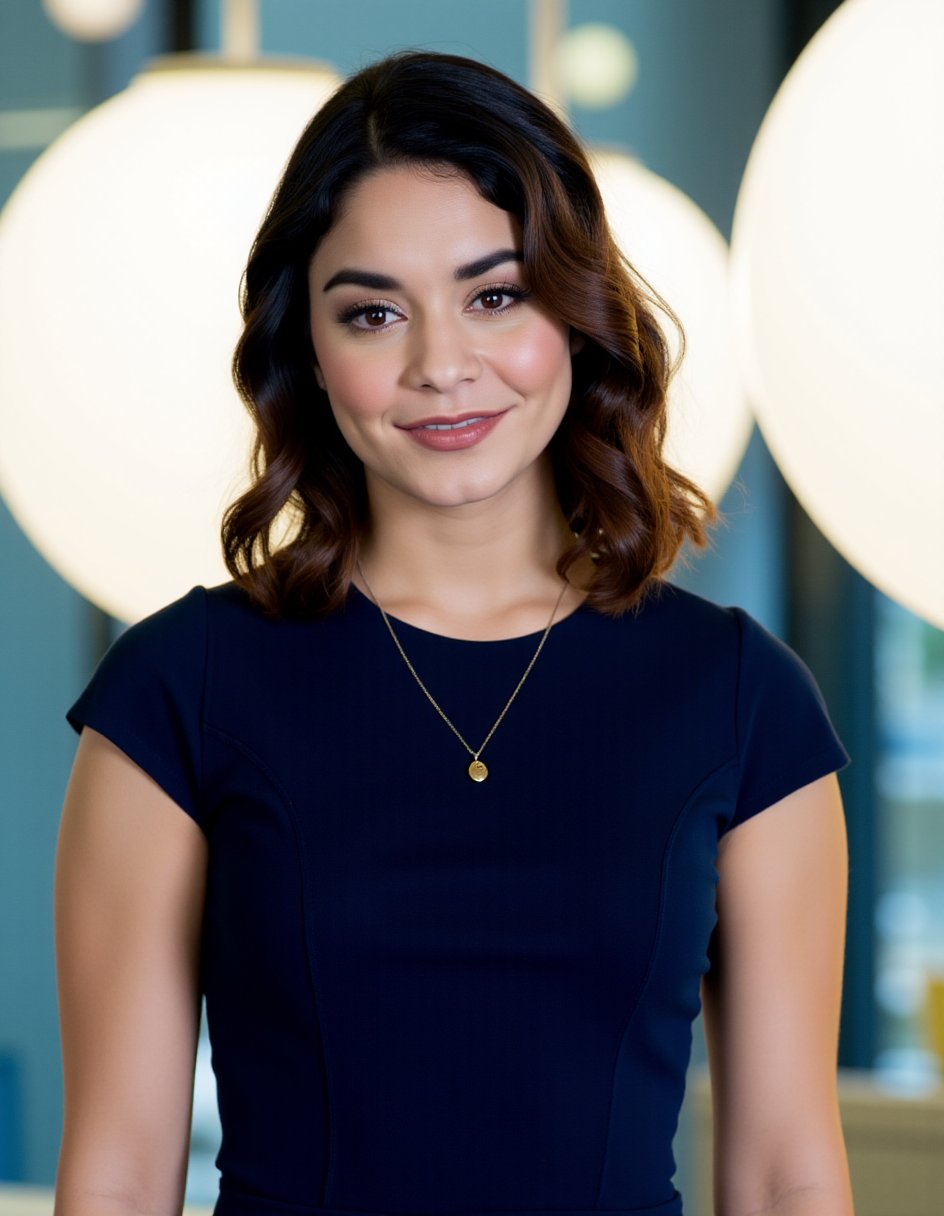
[{"x1": 55, "y1": 51, "x2": 853, "y2": 1216}]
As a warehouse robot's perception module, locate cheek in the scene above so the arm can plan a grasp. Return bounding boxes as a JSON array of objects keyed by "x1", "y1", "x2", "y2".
[
  {"x1": 313, "y1": 330, "x2": 391, "y2": 423},
  {"x1": 499, "y1": 320, "x2": 572, "y2": 397},
  {"x1": 322, "y1": 359, "x2": 386, "y2": 422}
]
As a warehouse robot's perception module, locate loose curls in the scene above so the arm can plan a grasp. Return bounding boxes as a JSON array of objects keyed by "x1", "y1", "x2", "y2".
[{"x1": 221, "y1": 50, "x2": 717, "y2": 619}]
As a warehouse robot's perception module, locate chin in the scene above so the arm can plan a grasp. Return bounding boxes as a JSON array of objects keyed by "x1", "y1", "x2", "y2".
[
  {"x1": 409, "y1": 471, "x2": 516, "y2": 510},
  {"x1": 414, "y1": 487, "x2": 502, "y2": 510}
]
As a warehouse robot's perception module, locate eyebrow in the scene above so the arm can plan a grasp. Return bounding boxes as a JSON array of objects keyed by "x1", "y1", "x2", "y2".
[{"x1": 322, "y1": 248, "x2": 523, "y2": 293}]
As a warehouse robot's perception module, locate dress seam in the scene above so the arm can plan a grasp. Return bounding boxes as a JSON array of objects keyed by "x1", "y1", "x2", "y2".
[
  {"x1": 593, "y1": 753, "x2": 736, "y2": 1204},
  {"x1": 202, "y1": 721, "x2": 337, "y2": 1202},
  {"x1": 197, "y1": 584, "x2": 209, "y2": 814},
  {"x1": 731, "y1": 606, "x2": 746, "y2": 828}
]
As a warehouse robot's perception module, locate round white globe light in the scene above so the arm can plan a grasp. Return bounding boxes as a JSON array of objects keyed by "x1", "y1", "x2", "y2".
[
  {"x1": 557, "y1": 23, "x2": 639, "y2": 109},
  {"x1": 43, "y1": 0, "x2": 144, "y2": 42},
  {"x1": 0, "y1": 59, "x2": 340, "y2": 623},
  {"x1": 730, "y1": 0, "x2": 944, "y2": 629},
  {"x1": 590, "y1": 150, "x2": 751, "y2": 505}
]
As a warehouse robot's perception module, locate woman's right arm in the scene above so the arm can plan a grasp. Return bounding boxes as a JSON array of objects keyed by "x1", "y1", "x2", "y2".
[{"x1": 54, "y1": 726, "x2": 209, "y2": 1216}]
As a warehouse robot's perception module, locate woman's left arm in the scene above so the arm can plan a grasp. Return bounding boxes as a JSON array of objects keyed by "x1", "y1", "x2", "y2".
[{"x1": 701, "y1": 772, "x2": 855, "y2": 1216}]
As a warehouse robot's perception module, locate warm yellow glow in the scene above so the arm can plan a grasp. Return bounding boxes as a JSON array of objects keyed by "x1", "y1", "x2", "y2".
[
  {"x1": 730, "y1": 0, "x2": 944, "y2": 629},
  {"x1": 42, "y1": 0, "x2": 143, "y2": 41},
  {"x1": 0, "y1": 60, "x2": 340, "y2": 623},
  {"x1": 557, "y1": 24, "x2": 639, "y2": 109},
  {"x1": 591, "y1": 150, "x2": 751, "y2": 504}
]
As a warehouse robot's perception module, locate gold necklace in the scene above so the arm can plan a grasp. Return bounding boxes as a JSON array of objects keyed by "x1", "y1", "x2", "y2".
[{"x1": 356, "y1": 559, "x2": 570, "y2": 782}]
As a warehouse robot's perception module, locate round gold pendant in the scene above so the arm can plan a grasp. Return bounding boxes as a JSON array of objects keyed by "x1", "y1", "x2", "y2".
[{"x1": 468, "y1": 758, "x2": 489, "y2": 782}]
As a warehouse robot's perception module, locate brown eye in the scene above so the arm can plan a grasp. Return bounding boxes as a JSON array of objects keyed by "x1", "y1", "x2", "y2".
[
  {"x1": 341, "y1": 302, "x2": 401, "y2": 331},
  {"x1": 469, "y1": 284, "x2": 528, "y2": 315}
]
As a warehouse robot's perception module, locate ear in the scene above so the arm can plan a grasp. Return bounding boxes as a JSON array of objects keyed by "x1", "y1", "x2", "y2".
[
  {"x1": 313, "y1": 364, "x2": 326, "y2": 391},
  {"x1": 569, "y1": 329, "x2": 586, "y2": 356}
]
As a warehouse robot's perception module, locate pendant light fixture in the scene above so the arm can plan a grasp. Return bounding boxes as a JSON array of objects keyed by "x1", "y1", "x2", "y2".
[
  {"x1": 730, "y1": 0, "x2": 944, "y2": 628},
  {"x1": 529, "y1": 0, "x2": 752, "y2": 507},
  {"x1": 0, "y1": 0, "x2": 339, "y2": 622},
  {"x1": 42, "y1": 0, "x2": 144, "y2": 42}
]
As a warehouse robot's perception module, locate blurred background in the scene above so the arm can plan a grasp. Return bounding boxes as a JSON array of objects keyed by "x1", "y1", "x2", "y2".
[{"x1": 1, "y1": 1, "x2": 942, "y2": 1213}]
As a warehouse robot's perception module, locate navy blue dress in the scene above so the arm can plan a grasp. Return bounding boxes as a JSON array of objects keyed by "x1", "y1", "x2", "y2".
[{"x1": 65, "y1": 578, "x2": 850, "y2": 1216}]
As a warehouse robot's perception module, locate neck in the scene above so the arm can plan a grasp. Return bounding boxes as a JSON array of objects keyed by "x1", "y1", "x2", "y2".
[{"x1": 354, "y1": 460, "x2": 593, "y2": 639}]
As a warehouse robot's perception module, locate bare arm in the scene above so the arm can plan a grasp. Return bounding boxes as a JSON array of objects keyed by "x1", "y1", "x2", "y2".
[
  {"x1": 701, "y1": 773, "x2": 854, "y2": 1216},
  {"x1": 54, "y1": 727, "x2": 209, "y2": 1216}
]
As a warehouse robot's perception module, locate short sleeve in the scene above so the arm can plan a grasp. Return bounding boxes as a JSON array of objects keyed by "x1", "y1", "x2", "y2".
[
  {"x1": 65, "y1": 584, "x2": 208, "y2": 831},
  {"x1": 727, "y1": 606, "x2": 851, "y2": 832}
]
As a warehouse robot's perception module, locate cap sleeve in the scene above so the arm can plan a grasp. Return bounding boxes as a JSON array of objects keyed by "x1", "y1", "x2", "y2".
[
  {"x1": 65, "y1": 585, "x2": 208, "y2": 831},
  {"x1": 727, "y1": 606, "x2": 851, "y2": 833}
]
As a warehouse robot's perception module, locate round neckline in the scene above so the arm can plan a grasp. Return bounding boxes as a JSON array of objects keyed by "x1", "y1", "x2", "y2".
[{"x1": 347, "y1": 582, "x2": 591, "y2": 646}]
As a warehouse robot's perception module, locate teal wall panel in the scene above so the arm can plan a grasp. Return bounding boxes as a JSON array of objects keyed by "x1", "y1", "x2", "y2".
[
  {"x1": 0, "y1": 0, "x2": 85, "y2": 108},
  {"x1": 568, "y1": 0, "x2": 783, "y2": 236},
  {"x1": 202, "y1": 0, "x2": 529, "y2": 80}
]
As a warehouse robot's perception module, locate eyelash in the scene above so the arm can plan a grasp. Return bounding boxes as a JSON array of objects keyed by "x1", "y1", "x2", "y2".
[{"x1": 336, "y1": 283, "x2": 531, "y2": 333}]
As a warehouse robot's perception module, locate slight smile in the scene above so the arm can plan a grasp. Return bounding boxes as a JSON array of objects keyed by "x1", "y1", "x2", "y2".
[
  {"x1": 418, "y1": 417, "x2": 491, "y2": 431},
  {"x1": 398, "y1": 409, "x2": 508, "y2": 431},
  {"x1": 399, "y1": 410, "x2": 510, "y2": 451}
]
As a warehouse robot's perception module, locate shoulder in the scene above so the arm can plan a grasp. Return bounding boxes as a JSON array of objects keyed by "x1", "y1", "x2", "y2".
[
  {"x1": 67, "y1": 583, "x2": 216, "y2": 742},
  {"x1": 635, "y1": 578, "x2": 771, "y2": 636},
  {"x1": 631, "y1": 584, "x2": 849, "y2": 831},
  {"x1": 632, "y1": 580, "x2": 807, "y2": 679},
  {"x1": 125, "y1": 579, "x2": 276, "y2": 648},
  {"x1": 605, "y1": 582, "x2": 838, "y2": 742},
  {"x1": 87, "y1": 583, "x2": 208, "y2": 682},
  {"x1": 66, "y1": 585, "x2": 215, "y2": 825},
  {"x1": 619, "y1": 579, "x2": 742, "y2": 675},
  {"x1": 627, "y1": 578, "x2": 739, "y2": 637}
]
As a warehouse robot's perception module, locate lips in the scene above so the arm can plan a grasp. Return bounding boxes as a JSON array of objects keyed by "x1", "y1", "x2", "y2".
[
  {"x1": 415, "y1": 416, "x2": 492, "y2": 432},
  {"x1": 403, "y1": 410, "x2": 507, "y2": 451},
  {"x1": 401, "y1": 410, "x2": 506, "y2": 430}
]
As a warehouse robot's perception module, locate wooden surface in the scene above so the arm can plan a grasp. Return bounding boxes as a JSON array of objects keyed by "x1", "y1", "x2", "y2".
[
  {"x1": 691, "y1": 1066, "x2": 944, "y2": 1216},
  {"x1": 0, "y1": 1187, "x2": 212, "y2": 1215}
]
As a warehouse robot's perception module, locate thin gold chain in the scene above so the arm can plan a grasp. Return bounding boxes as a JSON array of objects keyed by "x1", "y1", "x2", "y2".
[{"x1": 356, "y1": 559, "x2": 569, "y2": 762}]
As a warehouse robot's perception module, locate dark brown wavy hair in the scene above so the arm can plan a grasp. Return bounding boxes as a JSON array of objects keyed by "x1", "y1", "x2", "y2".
[{"x1": 221, "y1": 50, "x2": 717, "y2": 619}]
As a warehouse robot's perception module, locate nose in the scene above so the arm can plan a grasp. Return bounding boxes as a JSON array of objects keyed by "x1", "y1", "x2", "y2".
[{"x1": 404, "y1": 314, "x2": 482, "y2": 393}]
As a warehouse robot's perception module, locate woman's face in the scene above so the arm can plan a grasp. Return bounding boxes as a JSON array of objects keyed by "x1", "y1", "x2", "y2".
[{"x1": 307, "y1": 164, "x2": 574, "y2": 513}]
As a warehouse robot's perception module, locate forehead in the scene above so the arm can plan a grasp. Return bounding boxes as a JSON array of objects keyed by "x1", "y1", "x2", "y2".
[{"x1": 310, "y1": 164, "x2": 521, "y2": 282}]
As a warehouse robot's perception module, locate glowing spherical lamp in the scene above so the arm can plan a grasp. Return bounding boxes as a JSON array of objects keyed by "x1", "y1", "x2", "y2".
[
  {"x1": 43, "y1": 0, "x2": 144, "y2": 42},
  {"x1": 730, "y1": 0, "x2": 944, "y2": 628},
  {"x1": 0, "y1": 59, "x2": 340, "y2": 623},
  {"x1": 557, "y1": 24, "x2": 639, "y2": 109},
  {"x1": 591, "y1": 150, "x2": 751, "y2": 503}
]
